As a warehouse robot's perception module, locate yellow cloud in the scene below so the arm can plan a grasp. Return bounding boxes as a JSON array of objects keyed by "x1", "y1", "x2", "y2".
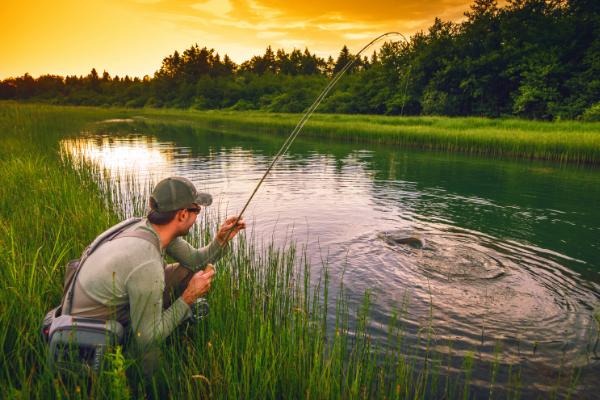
[
  {"x1": 1, "y1": 0, "x2": 481, "y2": 78},
  {"x1": 259, "y1": 0, "x2": 469, "y2": 21},
  {"x1": 191, "y1": 0, "x2": 233, "y2": 15},
  {"x1": 256, "y1": 31, "x2": 286, "y2": 39},
  {"x1": 125, "y1": 0, "x2": 473, "y2": 54}
]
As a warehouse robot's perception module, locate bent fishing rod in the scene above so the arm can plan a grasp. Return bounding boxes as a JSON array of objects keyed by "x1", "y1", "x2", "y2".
[{"x1": 224, "y1": 31, "x2": 408, "y2": 238}]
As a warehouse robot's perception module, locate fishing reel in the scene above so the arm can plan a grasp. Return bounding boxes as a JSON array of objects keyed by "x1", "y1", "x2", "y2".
[
  {"x1": 190, "y1": 297, "x2": 210, "y2": 322},
  {"x1": 189, "y1": 264, "x2": 215, "y2": 323}
]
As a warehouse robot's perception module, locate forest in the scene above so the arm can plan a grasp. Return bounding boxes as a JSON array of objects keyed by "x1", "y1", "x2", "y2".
[{"x1": 1, "y1": 0, "x2": 599, "y2": 120}]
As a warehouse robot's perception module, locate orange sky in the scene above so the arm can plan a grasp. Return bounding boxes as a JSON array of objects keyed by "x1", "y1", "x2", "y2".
[{"x1": 1, "y1": 0, "x2": 477, "y2": 79}]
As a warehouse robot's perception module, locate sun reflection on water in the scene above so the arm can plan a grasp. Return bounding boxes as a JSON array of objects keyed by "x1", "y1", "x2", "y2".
[{"x1": 61, "y1": 135, "x2": 175, "y2": 183}]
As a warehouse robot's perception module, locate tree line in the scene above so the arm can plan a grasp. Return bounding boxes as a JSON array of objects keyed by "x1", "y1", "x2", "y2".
[{"x1": 1, "y1": 0, "x2": 599, "y2": 120}]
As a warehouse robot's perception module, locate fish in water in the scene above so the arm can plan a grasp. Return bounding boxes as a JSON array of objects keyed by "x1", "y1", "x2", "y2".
[{"x1": 378, "y1": 231, "x2": 425, "y2": 249}]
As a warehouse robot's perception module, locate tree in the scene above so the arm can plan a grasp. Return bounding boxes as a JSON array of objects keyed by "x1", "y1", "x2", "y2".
[
  {"x1": 513, "y1": 53, "x2": 562, "y2": 119},
  {"x1": 86, "y1": 68, "x2": 100, "y2": 92},
  {"x1": 333, "y1": 45, "x2": 354, "y2": 74},
  {"x1": 241, "y1": 46, "x2": 277, "y2": 75},
  {"x1": 222, "y1": 54, "x2": 237, "y2": 75},
  {"x1": 325, "y1": 56, "x2": 335, "y2": 76},
  {"x1": 156, "y1": 50, "x2": 181, "y2": 79},
  {"x1": 5, "y1": 1, "x2": 599, "y2": 119},
  {"x1": 300, "y1": 48, "x2": 322, "y2": 75}
]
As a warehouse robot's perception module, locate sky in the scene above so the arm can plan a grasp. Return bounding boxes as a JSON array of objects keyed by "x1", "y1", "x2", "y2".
[{"x1": 1, "y1": 0, "x2": 477, "y2": 80}]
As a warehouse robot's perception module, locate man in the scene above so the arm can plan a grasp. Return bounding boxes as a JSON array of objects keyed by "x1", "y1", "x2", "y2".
[{"x1": 66, "y1": 176, "x2": 245, "y2": 369}]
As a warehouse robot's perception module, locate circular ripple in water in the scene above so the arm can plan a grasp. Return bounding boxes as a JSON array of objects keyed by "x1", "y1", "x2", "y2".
[
  {"x1": 337, "y1": 221, "x2": 599, "y2": 372},
  {"x1": 380, "y1": 230, "x2": 510, "y2": 281}
]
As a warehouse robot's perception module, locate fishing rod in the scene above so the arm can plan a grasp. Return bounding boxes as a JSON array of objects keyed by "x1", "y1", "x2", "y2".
[
  {"x1": 223, "y1": 31, "x2": 408, "y2": 238},
  {"x1": 193, "y1": 32, "x2": 409, "y2": 321}
]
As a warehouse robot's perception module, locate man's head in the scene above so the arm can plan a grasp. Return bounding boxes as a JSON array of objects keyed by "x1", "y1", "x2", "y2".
[{"x1": 147, "y1": 176, "x2": 212, "y2": 235}]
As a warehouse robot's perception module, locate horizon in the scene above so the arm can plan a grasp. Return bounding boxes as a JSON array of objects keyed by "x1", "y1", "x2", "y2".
[{"x1": 0, "y1": 0, "x2": 487, "y2": 80}]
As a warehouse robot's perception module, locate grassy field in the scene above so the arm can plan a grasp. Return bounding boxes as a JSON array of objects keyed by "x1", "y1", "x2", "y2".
[
  {"x1": 6, "y1": 100, "x2": 600, "y2": 164},
  {"x1": 127, "y1": 107, "x2": 600, "y2": 165},
  {"x1": 0, "y1": 102, "x2": 586, "y2": 399}
]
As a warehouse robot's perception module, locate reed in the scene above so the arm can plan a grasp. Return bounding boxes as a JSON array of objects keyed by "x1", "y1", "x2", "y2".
[
  {"x1": 4, "y1": 101, "x2": 600, "y2": 164},
  {"x1": 128, "y1": 108, "x2": 600, "y2": 165},
  {"x1": 0, "y1": 102, "x2": 586, "y2": 398}
]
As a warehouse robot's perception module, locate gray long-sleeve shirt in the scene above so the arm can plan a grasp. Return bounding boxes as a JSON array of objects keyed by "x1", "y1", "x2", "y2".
[{"x1": 71, "y1": 218, "x2": 226, "y2": 348}]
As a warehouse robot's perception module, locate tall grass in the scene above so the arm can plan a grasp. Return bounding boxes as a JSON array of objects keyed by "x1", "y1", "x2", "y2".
[
  {"x1": 0, "y1": 102, "x2": 585, "y2": 398},
  {"x1": 0, "y1": 102, "x2": 126, "y2": 397},
  {"x1": 128, "y1": 108, "x2": 600, "y2": 165},
  {"x1": 4, "y1": 101, "x2": 600, "y2": 164}
]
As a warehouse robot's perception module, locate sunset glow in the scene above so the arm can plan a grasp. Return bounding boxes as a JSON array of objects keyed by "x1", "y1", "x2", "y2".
[{"x1": 1, "y1": 0, "x2": 475, "y2": 79}]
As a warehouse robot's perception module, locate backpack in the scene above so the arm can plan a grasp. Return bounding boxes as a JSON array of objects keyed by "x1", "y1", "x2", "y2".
[{"x1": 41, "y1": 217, "x2": 160, "y2": 373}]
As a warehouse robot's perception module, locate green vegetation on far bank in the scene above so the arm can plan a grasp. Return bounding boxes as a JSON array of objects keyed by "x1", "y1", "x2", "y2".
[
  {"x1": 4, "y1": 101, "x2": 600, "y2": 164},
  {"x1": 125, "y1": 107, "x2": 600, "y2": 165},
  {"x1": 1, "y1": 102, "x2": 586, "y2": 398}
]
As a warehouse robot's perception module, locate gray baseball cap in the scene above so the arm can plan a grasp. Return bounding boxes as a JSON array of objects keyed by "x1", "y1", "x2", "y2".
[{"x1": 150, "y1": 176, "x2": 212, "y2": 212}]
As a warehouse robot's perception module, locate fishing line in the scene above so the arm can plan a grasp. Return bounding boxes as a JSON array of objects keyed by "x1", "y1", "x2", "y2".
[
  {"x1": 225, "y1": 31, "x2": 409, "y2": 237},
  {"x1": 400, "y1": 63, "x2": 412, "y2": 117}
]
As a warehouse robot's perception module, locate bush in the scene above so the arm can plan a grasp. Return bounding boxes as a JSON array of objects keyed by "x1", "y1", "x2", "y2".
[
  {"x1": 229, "y1": 99, "x2": 256, "y2": 111},
  {"x1": 144, "y1": 97, "x2": 162, "y2": 108},
  {"x1": 581, "y1": 102, "x2": 600, "y2": 121},
  {"x1": 422, "y1": 88, "x2": 450, "y2": 116},
  {"x1": 320, "y1": 91, "x2": 357, "y2": 113},
  {"x1": 191, "y1": 96, "x2": 209, "y2": 110},
  {"x1": 124, "y1": 97, "x2": 146, "y2": 108}
]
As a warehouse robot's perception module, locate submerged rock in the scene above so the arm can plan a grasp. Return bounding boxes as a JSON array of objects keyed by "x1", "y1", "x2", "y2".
[{"x1": 378, "y1": 230, "x2": 425, "y2": 249}]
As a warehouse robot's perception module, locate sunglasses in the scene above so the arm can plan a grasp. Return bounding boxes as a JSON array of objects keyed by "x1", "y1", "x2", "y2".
[{"x1": 186, "y1": 206, "x2": 202, "y2": 213}]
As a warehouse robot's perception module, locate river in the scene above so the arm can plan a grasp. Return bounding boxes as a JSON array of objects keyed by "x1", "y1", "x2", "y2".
[{"x1": 61, "y1": 119, "x2": 600, "y2": 398}]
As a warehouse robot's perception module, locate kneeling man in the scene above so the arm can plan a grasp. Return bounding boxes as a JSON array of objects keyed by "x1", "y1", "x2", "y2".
[{"x1": 65, "y1": 176, "x2": 245, "y2": 369}]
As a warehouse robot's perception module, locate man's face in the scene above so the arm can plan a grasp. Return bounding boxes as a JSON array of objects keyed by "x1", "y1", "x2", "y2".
[{"x1": 177, "y1": 203, "x2": 201, "y2": 236}]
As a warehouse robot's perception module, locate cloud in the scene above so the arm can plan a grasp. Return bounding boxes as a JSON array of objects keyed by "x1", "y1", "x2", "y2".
[
  {"x1": 3, "y1": 0, "x2": 480, "y2": 78},
  {"x1": 191, "y1": 0, "x2": 233, "y2": 15},
  {"x1": 256, "y1": 31, "x2": 286, "y2": 39},
  {"x1": 126, "y1": 0, "x2": 471, "y2": 31},
  {"x1": 342, "y1": 32, "x2": 380, "y2": 41},
  {"x1": 251, "y1": 0, "x2": 471, "y2": 23},
  {"x1": 120, "y1": 0, "x2": 474, "y2": 62}
]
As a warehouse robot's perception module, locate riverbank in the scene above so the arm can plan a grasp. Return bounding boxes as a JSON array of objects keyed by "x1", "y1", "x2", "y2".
[
  {"x1": 4, "y1": 101, "x2": 600, "y2": 165},
  {"x1": 130, "y1": 107, "x2": 600, "y2": 165},
  {"x1": 0, "y1": 102, "x2": 587, "y2": 398}
]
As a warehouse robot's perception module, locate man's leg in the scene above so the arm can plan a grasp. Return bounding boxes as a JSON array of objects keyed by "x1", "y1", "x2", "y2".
[
  {"x1": 126, "y1": 264, "x2": 194, "y2": 380},
  {"x1": 163, "y1": 263, "x2": 194, "y2": 308}
]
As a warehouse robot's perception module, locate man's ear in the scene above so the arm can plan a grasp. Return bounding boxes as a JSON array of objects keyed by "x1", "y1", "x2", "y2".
[{"x1": 176, "y1": 209, "x2": 187, "y2": 222}]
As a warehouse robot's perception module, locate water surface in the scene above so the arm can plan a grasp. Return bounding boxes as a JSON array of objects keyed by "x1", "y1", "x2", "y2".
[{"x1": 62, "y1": 121, "x2": 600, "y2": 397}]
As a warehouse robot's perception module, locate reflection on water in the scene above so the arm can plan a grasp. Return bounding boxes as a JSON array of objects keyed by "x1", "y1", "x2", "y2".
[
  {"x1": 61, "y1": 127, "x2": 600, "y2": 397},
  {"x1": 64, "y1": 135, "x2": 174, "y2": 181}
]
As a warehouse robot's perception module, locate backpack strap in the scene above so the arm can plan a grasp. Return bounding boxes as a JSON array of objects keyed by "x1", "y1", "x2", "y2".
[
  {"x1": 113, "y1": 229, "x2": 161, "y2": 251},
  {"x1": 63, "y1": 218, "x2": 160, "y2": 315}
]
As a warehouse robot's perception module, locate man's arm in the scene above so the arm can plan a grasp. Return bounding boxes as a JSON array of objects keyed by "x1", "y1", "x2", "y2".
[
  {"x1": 166, "y1": 236, "x2": 226, "y2": 272},
  {"x1": 126, "y1": 259, "x2": 191, "y2": 349},
  {"x1": 166, "y1": 216, "x2": 246, "y2": 271}
]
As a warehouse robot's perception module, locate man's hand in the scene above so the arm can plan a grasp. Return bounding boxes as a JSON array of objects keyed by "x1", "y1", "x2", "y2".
[
  {"x1": 216, "y1": 216, "x2": 246, "y2": 245},
  {"x1": 182, "y1": 265, "x2": 215, "y2": 305}
]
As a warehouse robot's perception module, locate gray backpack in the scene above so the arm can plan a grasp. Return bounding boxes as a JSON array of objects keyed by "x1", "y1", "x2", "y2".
[{"x1": 42, "y1": 217, "x2": 159, "y2": 373}]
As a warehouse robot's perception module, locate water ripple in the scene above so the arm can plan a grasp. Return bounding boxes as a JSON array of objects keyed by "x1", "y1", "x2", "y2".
[{"x1": 60, "y1": 131, "x2": 600, "y2": 396}]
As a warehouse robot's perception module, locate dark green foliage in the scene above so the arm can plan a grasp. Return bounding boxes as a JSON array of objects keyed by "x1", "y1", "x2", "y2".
[
  {"x1": 1, "y1": 0, "x2": 599, "y2": 119},
  {"x1": 581, "y1": 102, "x2": 600, "y2": 121}
]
